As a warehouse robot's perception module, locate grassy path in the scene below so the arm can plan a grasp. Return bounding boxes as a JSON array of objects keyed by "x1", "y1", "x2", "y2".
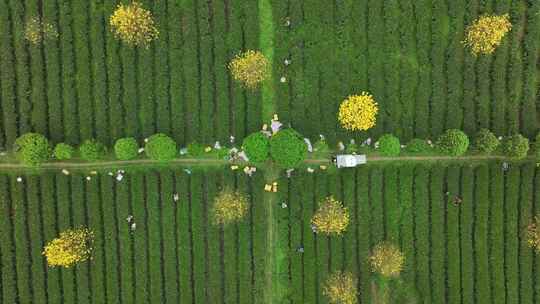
[
  {"x1": 262, "y1": 164, "x2": 291, "y2": 304},
  {"x1": 259, "y1": 0, "x2": 276, "y2": 122},
  {"x1": 262, "y1": 166, "x2": 280, "y2": 303}
]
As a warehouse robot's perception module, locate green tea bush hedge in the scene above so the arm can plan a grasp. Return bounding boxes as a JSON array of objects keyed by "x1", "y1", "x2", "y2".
[
  {"x1": 405, "y1": 138, "x2": 432, "y2": 153},
  {"x1": 534, "y1": 133, "x2": 540, "y2": 159},
  {"x1": 187, "y1": 142, "x2": 205, "y2": 157}
]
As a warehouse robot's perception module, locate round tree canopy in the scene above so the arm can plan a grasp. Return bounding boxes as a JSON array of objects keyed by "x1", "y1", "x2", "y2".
[
  {"x1": 242, "y1": 132, "x2": 270, "y2": 163},
  {"x1": 502, "y1": 134, "x2": 529, "y2": 159},
  {"x1": 114, "y1": 137, "x2": 139, "y2": 160},
  {"x1": 269, "y1": 128, "x2": 307, "y2": 168},
  {"x1": 145, "y1": 133, "x2": 177, "y2": 161},
  {"x1": 474, "y1": 129, "x2": 500, "y2": 154},
  {"x1": 53, "y1": 143, "x2": 74, "y2": 160},
  {"x1": 436, "y1": 129, "x2": 470, "y2": 156},
  {"x1": 378, "y1": 134, "x2": 401, "y2": 156},
  {"x1": 79, "y1": 139, "x2": 107, "y2": 161},
  {"x1": 14, "y1": 133, "x2": 51, "y2": 166}
]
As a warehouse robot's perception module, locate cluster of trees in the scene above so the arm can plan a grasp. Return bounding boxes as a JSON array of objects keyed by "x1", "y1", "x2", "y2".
[
  {"x1": 12, "y1": 126, "x2": 540, "y2": 166},
  {"x1": 242, "y1": 128, "x2": 308, "y2": 168},
  {"x1": 371, "y1": 128, "x2": 536, "y2": 159},
  {"x1": 12, "y1": 132, "x2": 235, "y2": 166}
]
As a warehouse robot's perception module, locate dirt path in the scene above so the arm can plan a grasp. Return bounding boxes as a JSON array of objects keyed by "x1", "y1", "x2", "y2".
[
  {"x1": 304, "y1": 155, "x2": 534, "y2": 164},
  {"x1": 0, "y1": 155, "x2": 532, "y2": 171}
]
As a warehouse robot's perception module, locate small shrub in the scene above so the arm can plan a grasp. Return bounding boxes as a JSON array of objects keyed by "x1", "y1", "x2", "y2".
[
  {"x1": 322, "y1": 271, "x2": 358, "y2": 304},
  {"x1": 338, "y1": 92, "x2": 378, "y2": 131},
  {"x1": 228, "y1": 50, "x2": 269, "y2": 89},
  {"x1": 79, "y1": 139, "x2": 107, "y2": 161},
  {"x1": 212, "y1": 147, "x2": 230, "y2": 159},
  {"x1": 212, "y1": 190, "x2": 249, "y2": 225},
  {"x1": 369, "y1": 242, "x2": 404, "y2": 278},
  {"x1": 405, "y1": 138, "x2": 432, "y2": 153},
  {"x1": 14, "y1": 133, "x2": 51, "y2": 166},
  {"x1": 187, "y1": 142, "x2": 205, "y2": 157},
  {"x1": 311, "y1": 196, "x2": 350, "y2": 236},
  {"x1": 269, "y1": 128, "x2": 308, "y2": 168},
  {"x1": 526, "y1": 215, "x2": 540, "y2": 254},
  {"x1": 114, "y1": 137, "x2": 139, "y2": 160},
  {"x1": 463, "y1": 14, "x2": 512, "y2": 55},
  {"x1": 145, "y1": 133, "x2": 177, "y2": 161},
  {"x1": 436, "y1": 129, "x2": 469, "y2": 156},
  {"x1": 474, "y1": 129, "x2": 500, "y2": 154},
  {"x1": 53, "y1": 143, "x2": 74, "y2": 160},
  {"x1": 242, "y1": 132, "x2": 270, "y2": 163},
  {"x1": 502, "y1": 134, "x2": 529, "y2": 159},
  {"x1": 378, "y1": 134, "x2": 400, "y2": 156},
  {"x1": 109, "y1": 1, "x2": 159, "y2": 47},
  {"x1": 43, "y1": 227, "x2": 94, "y2": 268}
]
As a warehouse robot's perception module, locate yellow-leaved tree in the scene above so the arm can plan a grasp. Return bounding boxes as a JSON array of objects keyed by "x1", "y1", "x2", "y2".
[
  {"x1": 338, "y1": 92, "x2": 378, "y2": 131},
  {"x1": 24, "y1": 16, "x2": 58, "y2": 45},
  {"x1": 212, "y1": 190, "x2": 249, "y2": 225},
  {"x1": 369, "y1": 242, "x2": 404, "y2": 278},
  {"x1": 311, "y1": 196, "x2": 350, "y2": 236},
  {"x1": 228, "y1": 50, "x2": 269, "y2": 89},
  {"x1": 43, "y1": 227, "x2": 94, "y2": 268},
  {"x1": 323, "y1": 271, "x2": 358, "y2": 304},
  {"x1": 526, "y1": 215, "x2": 540, "y2": 254},
  {"x1": 463, "y1": 14, "x2": 512, "y2": 55},
  {"x1": 109, "y1": 1, "x2": 159, "y2": 47}
]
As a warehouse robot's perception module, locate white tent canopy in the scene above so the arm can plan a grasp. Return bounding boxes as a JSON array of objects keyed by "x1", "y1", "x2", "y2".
[{"x1": 335, "y1": 154, "x2": 367, "y2": 168}]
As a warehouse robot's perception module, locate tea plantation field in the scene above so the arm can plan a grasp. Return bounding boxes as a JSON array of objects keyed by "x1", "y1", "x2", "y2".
[
  {"x1": 2, "y1": 0, "x2": 540, "y2": 303},
  {"x1": 1, "y1": 163, "x2": 539, "y2": 303},
  {"x1": 1, "y1": 0, "x2": 540, "y2": 148}
]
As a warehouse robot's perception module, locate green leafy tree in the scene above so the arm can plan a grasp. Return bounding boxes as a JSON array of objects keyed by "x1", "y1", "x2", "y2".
[
  {"x1": 14, "y1": 133, "x2": 51, "y2": 165},
  {"x1": 145, "y1": 133, "x2": 177, "y2": 161},
  {"x1": 79, "y1": 139, "x2": 107, "y2": 161},
  {"x1": 502, "y1": 134, "x2": 529, "y2": 159},
  {"x1": 242, "y1": 132, "x2": 270, "y2": 163},
  {"x1": 53, "y1": 143, "x2": 74, "y2": 160},
  {"x1": 270, "y1": 128, "x2": 308, "y2": 168},
  {"x1": 114, "y1": 137, "x2": 139, "y2": 160},
  {"x1": 474, "y1": 129, "x2": 500, "y2": 154},
  {"x1": 378, "y1": 134, "x2": 400, "y2": 156},
  {"x1": 436, "y1": 129, "x2": 469, "y2": 156}
]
